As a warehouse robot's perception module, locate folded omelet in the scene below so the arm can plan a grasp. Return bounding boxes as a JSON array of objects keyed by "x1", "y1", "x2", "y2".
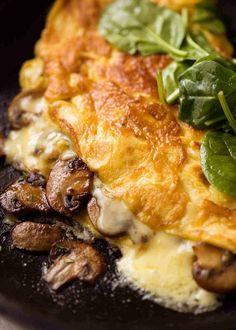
[
  {"x1": 5, "y1": 0, "x2": 236, "y2": 313},
  {"x1": 23, "y1": 0, "x2": 236, "y2": 253}
]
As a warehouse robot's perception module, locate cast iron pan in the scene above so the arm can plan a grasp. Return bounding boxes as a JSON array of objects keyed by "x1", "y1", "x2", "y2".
[{"x1": 0, "y1": 1, "x2": 236, "y2": 329}]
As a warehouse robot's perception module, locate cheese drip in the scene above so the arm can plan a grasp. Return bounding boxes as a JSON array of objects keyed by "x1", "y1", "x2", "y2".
[{"x1": 93, "y1": 183, "x2": 220, "y2": 313}]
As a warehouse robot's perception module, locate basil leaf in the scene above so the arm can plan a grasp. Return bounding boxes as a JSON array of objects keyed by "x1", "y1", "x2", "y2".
[
  {"x1": 179, "y1": 61, "x2": 236, "y2": 129},
  {"x1": 162, "y1": 61, "x2": 189, "y2": 101},
  {"x1": 193, "y1": 1, "x2": 226, "y2": 35},
  {"x1": 99, "y1": 0, "x2": 187, "y2": 58},
  {"x1": 200, "y1": 131, "x2": 236, "y2": 196}
]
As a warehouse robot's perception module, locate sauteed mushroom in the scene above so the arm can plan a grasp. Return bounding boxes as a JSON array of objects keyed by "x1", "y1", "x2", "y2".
[
  {"x1": 8, "y1": 88, "x2": 45, "y2": 129},
  {"x1": 0, "y1": 179, "x2": 50, "y2": 215},
  {"x1": 43, "y1": 240, "x2": 105, "y2": 290},
  {"x1": 46, "y1": 157, "x2": 93, "y2": 216},
  {"x1": 192, "y1": 243, "x2": 236, "y2": 294},
  {"x1": 12, "y1": 222, "x2": 63, "y2": 251},
  {"x1": 87, "y1": 197, "x2": 127, "y2": 237}
]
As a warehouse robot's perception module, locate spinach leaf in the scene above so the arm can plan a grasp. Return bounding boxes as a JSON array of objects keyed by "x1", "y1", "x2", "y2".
[
  {"x1": 162, "y1": 61, "x2": 189, "y2": 103},
  {"x1": 200, "y1": 131, "x2": 236, "y2": 196},
  {"x1": 99, "y1": 0, "x2": 187, "y2": 58},
  {"x1": 193, "y1": 1, "x2": 226, "y2": 35},
  {"x1": 196, "y1": 53, "x2": 236, "y2": 71},
  {"x1": 218, "y1": 91, "x2": 236, "y2": 134},
  {"x1": 176, "y1": 34, "x2": 209, "y2": 61},
  {"x1": 179, "y1": 60, "x2": 236, "y2": 129}
]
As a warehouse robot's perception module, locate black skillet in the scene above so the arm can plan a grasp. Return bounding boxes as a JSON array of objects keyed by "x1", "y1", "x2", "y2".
[{"x1": 0, "y1": 1, "x2": 236, "y2": 329}]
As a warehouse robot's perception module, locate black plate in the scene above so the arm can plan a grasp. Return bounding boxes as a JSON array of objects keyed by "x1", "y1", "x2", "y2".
[{"x1": 0, "y1": 1, "x2": 236, "y2": 329}]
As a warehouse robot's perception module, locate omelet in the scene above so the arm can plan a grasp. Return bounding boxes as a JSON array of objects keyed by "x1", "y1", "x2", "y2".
[
  {"x1": 4, "y1": 0, "x2": 236, "y2": 313},
  {"x1": 29, "y1": 0, "x2": 236, "y2": 253}
]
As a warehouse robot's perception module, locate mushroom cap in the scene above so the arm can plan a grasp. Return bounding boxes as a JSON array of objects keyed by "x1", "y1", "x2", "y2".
[
  {"x1": 192, "y1": 243, "x2": 236, "y2": 294},
  {"x1": 0, "y1": 180, "x2": 51, "y2": 215},
  {"x1": 12, "y1": 222, "x2": 63, "y2": 251},
  {"x1": 46, "y1": 157, "x2": 93, "y2": 216}
]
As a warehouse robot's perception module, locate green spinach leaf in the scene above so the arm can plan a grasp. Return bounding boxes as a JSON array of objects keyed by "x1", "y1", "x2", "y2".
[
  {"x1": 181, "y1": 32, "x2": 213, "y2": 60},
  {"x1": 193, "y1": 0, "x2": 226, "y2": 35},
  {"x1": 200, "y1": 131, "x2": 236, "y2": 196},
  {"x1": 179, "y1": 60, "x2": 236, "y2": 128},
  {"x1": 99, "y1": 0, "x2": 187, "y2": 58},
  {"x1": 162, "y1": 61, "x2": 189, "y2": 102},
  {"x1": 218, "y1": 91, "x2": 236, "y2": 134}
]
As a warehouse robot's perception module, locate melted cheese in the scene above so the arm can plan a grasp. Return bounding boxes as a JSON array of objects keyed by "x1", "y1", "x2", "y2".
[
  {"x1": 117, "y1": 232, "x2": 220, "y2": 313},
  {"x1": 5, "y1": 111, "x2": 72, "y2": 177},
  {"x1": 91, "y1": 181, "x2": 219, "y2": 313},
  {"x1": 93, "y1": 178, "x2": 153, "y2": 243}
]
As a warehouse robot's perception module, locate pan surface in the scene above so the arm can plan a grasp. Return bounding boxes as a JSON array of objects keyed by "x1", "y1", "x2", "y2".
[{"x1": 0, "y1": 1, "x2": 236, "y2": 329}]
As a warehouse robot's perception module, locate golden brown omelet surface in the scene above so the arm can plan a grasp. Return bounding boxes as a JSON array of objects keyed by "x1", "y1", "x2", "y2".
[{"x1": 19, "y1": 0, "x2": 236, "y2": 252}]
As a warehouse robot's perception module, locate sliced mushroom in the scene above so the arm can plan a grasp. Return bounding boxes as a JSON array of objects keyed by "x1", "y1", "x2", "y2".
[
  {"x1": 192, "y1": 243, "x2": 236, "y2": 294},
  {"x1": 46, "y1": 157, "x2": 93, "y2": 216},
  {"x1": 87, "y1": 197, "x2": 125, "y2": 237},
  {"x1": 11, "y1": 222, "x2": 63, "y2": 251},
  {"x1": 8, "y1": 88, "x2": 45, "y2": 129},
  {"x1": 0, "y1": 180, "x2": 51, "y2": 215},
  {"x1": 43, "y1": 240, "x2": 105, "y2": 290}
]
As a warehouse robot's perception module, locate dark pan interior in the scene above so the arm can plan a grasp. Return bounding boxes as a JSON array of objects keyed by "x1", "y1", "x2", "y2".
[{"x1": 0, "y1": 1, "x2": 236, "y2": 329}]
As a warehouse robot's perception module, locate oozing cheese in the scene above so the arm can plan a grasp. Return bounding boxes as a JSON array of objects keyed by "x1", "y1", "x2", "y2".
[
  {"x1": 93, "y1": 178, "x2": 153, "y2": 244},
  {"x1": 93, "y1": 183, "x2": 220, "y2": 313},
  {"x1": 5, "y1": 99, "x2": 72, "y2": 177},
  {"x1": 117, "y1": 233, "x2": 219, "y2": 313}
]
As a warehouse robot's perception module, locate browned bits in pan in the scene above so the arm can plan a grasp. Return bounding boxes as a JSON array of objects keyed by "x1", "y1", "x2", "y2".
[
  {"x1": 26, "y1": 172, "x2": 46, "y2": 187},
  {"x1": 8, "y1": 88, "x2": 45, "y2": 129},
  {"x1": 43, "y1": 240, "x2": 105, "y2": 290},
  {"x1": 46, "y1": 157, "x2": 93, "y2": 216},
  {"x1": 192, "y1": 243, "x2": 236, "y2": 294},
  {"x1": 0, "y1": 180, "x2": 51, "y2": 215},
  {"x1": 11, "y1": 222, "x2": 63, "y2": 251}
]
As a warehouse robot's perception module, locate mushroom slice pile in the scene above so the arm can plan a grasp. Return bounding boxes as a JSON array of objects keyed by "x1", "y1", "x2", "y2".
[
  {"x1": 0, "y1": 179, "x2": 50, "y2": 215},
  {"x1": 43, "y1": 240, "x2": 105, "y2": 290},
  {"x1": 46, "y1": 157, "x2": 93, "y2": 216},
  {"x1": 12, "y1": 222, "x2": 63, "y2": 251},
  {"x1": 192, "y1": 243, "x2": 236, "y2": 294},
  {"x1": 8, "y1": 88, "x2": 45, "y2": 129}
]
